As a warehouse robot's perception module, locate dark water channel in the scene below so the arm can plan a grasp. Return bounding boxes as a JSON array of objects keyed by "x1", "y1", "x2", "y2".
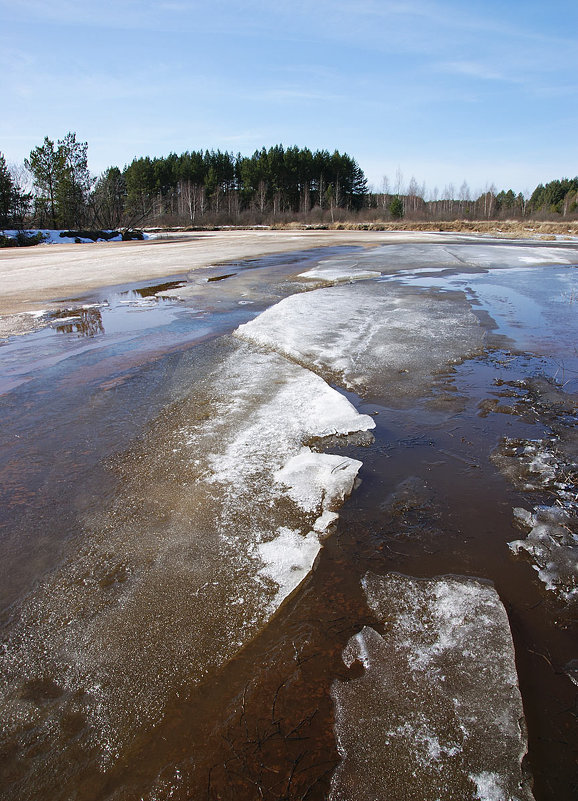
[{"x1": 0, "y1": 245, "x2": 576, "y2": 800}]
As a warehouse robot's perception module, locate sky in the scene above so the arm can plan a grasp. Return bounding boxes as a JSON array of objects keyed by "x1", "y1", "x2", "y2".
[{"x1": 1, "y1": 0, "x2": 577, "y2": 196}]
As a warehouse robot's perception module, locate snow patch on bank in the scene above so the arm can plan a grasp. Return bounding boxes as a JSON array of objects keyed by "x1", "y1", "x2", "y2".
[{"x1": 1, "y1": 229, "x2": 147, "y2": 244}]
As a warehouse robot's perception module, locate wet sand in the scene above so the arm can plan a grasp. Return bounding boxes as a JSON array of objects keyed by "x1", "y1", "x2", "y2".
[{"x1": 0, "y1": 230, "x2": 443, "y2": 322}]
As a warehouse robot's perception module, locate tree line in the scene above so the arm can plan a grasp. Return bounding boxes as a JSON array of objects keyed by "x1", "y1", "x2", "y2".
[
  {"x1": 1, "y1": 133, "x2": 577, "y2": 231},
  {"x1": 0, "y1": 136, "x2": 367, "y2": 230}
]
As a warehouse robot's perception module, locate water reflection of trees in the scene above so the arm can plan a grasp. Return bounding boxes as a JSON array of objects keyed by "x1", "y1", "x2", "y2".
[{"x1": 53, "y1": 308, "x2": 104, "y2": 337}]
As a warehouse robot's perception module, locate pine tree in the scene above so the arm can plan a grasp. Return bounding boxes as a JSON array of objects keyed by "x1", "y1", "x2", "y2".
[
  {"x1": 57, "y1": 132, "x2": 93, "y2": 228},
  {"x1": 25, "y1": 137, "x2": 66, "y2": 227},
  {"x1": 25, "y1": 133, "x2": 92, "y2": 228}
]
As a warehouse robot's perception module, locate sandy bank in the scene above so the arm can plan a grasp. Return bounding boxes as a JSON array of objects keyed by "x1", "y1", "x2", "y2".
[{"x1": 0, "y1": 230, "x2": 441, "y2": 323}]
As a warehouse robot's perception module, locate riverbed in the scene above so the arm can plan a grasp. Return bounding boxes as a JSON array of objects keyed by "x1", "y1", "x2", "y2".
[{"x1": 0, "y1": 235, "x2": 576, "y2": 800}]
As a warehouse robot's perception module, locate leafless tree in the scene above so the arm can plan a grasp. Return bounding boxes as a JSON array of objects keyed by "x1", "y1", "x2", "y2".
[
  {"x1": 300, "y1": 184, "x2": 310, "y2": 215},
  {"x1": 459, "y1": 180, "x2": 471, "y2": 216},
  {"x1": 394, "y1": 167, "x2": 404, "y2": 196},
  {"x1": 480, "y1": 183, "x2": 497, "y2": 219},
  {"x1": 406, "y1": 176, "x2": 420, "y2": 215},
  {"x1": 380, "y1": 175, "x2": 390, "y2": 210},
  {"x1": 256, "y1": 180, "x2": 268, "y2": 214}
]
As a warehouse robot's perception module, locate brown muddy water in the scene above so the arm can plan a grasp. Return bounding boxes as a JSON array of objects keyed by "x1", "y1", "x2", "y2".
[{"x1": 0, "y1": 242, "x2": 577, "y2": 800}]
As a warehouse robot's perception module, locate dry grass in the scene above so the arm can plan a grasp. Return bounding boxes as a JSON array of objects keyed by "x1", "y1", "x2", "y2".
[{"x1": 272, "y1": 219, "x2": 578, "y2": 239}]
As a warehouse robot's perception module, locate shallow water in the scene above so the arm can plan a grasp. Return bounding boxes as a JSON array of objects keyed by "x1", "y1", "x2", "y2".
[
  {"x1": 405, "y1": 263, "x2": 578, "y2": 391},
  {"x1": 0, "y1": 241, "x2": 576, "y2": 800},
  {"x1": 0, "y1": 248, "x2": 352, "y2": 609}
]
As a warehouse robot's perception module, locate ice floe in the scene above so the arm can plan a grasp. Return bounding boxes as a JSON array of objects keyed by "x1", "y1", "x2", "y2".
[
  {"x1": 492, "y1": 435, "x2": 577, "y2": 601},
  {"x1": 492, "y1": 437, "x2": 569, "y2": 493},
  {"x1": 510, "y1": 506, "x2": 577, "y2": 602},
  {"x1": 297, "y1": 243, "x2": 578, "y2": 284},
  {"x1": 274, "y1": 447, "x2": 363, "y2": 515},
  {"x1": 446, "y1": 244, "x2": 578, "y2": 269},
  {"x1": 299, "y1": 258, "x2": 382, "y2": 283},
  {"x1": 235, "y1": 280, "x2": 484, "y2": 401},
  {"x1": 257, "y1": 526, "x2": 323, "y2": 609},
  {"x1": 330, "y1": 572, "x2": 534, "y2": 801}
]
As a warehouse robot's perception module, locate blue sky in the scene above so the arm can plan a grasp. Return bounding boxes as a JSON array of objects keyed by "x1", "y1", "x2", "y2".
[{"x1": 1, "y1": 0, "x2": 576, "y2": 196}]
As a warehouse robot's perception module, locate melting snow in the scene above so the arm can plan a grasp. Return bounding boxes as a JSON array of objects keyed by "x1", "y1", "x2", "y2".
[{"x1": 0, "y1": 229, "x2": 139, "y2": 244}]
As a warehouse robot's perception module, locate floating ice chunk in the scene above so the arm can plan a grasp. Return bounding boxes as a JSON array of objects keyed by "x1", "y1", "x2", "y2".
[
  {"x1": 509, "y1": 506, "x2": 577, "y2": 601},
  {"x1": 493, "y1": 435, "x2": 577, "y2": 601},
  {"x1": 342, "y1": 627, "x2": 373, "y2": 670},
  {"x1": 206, "y1": 349, "x2": 375, "y2": 491},
  {"x1": 513, "y1": 507, "x2": 533, "y2": 528},
  {"x1": 313, "y1": 510, "x2": 339, "y2": 533},
  {"x1": 330, "y1": 573, "x2": 534, "y2": 801},
  {"x1": 274, "y1": 447, "x2": 363, "y2": 514}
]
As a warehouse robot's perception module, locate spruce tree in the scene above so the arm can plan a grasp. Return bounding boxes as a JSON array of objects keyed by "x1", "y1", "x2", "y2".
[{"x1": 389, "y1": 196, "x2": 404, "y2": 219}]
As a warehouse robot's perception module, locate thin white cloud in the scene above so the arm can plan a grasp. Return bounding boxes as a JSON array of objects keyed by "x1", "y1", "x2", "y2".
[
  {"x1": 246, "y1": 87, "x2": 345, "y2": 103},
  {"x1": 436, "y1": 60, "x2": 515, "y2": 82},
  {"x1": 1, "y1": 0, "x2": 575, "y2": 191},
  {"x1": 532, "y1": 83, "x2": 578, "y2": 98},
  {"x1": 158, "y1": 1, "x2": 190, "y2": 10},
  {"x1": 343, "y1": 0, "x2": 575, "y2": 46},
  {"x1": 272, "y1": 64, "x2": 340, "y2": 82}
]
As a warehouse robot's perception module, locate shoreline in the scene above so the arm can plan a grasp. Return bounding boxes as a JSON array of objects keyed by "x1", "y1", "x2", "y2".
[
  {"x1": 1, "y1": 229, "x2": 577, "y2": 339},
  {"x1": 0, "y1": 230, "x2": 446, "y2": 338},
  {"x1": 0, "y1": 230, "x2": 431, "y2": 316}
]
